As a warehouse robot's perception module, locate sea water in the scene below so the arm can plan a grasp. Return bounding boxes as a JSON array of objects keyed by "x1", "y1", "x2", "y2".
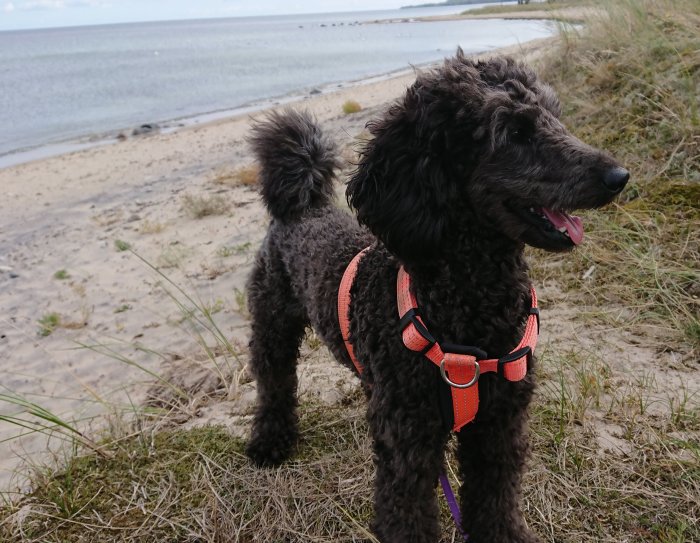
[{"x1": 0, "y1": 4, "x2": 555, "y2": 163}]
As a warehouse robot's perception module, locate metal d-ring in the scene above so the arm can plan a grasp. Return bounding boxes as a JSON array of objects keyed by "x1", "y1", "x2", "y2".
[{"x1": 439, "y1": 358, "x2": 480, "y2": 389}]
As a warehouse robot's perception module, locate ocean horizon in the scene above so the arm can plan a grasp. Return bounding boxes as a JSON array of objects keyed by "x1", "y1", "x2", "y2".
[{"x1": 0, "y1": 3, "x2": 555, "y2": 167}]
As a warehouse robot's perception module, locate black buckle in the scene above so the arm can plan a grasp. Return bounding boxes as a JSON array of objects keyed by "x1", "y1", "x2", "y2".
[
  {"x1": 399, "y1": 308, "x2": 436, "y2": 354},
  {"x1": 529, "y1": 307, "x2": 540, "y2": 334},
  {"x1": 497, "y1": 346, "x2": 533, "y2": 376}
]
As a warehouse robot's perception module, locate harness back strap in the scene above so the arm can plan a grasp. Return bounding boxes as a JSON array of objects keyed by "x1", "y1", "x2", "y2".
[
  {"x1": 338, "y1": 247, "x2": 371, "y2": 375},
  {"x1": 397, "y1": 266, "x2": 539, "y2": 431}
]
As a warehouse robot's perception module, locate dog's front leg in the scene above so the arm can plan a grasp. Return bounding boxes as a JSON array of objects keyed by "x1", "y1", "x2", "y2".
[
  {"x1": 455, "y1": 379, "x2": 541, "y2": 543},
  {"x1": 367, "y1": 382, "x2": 450, "y2": 543}
]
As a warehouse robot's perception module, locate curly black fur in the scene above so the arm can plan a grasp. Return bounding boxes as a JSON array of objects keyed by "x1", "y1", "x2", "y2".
[
  {"x1": 249, "y1": 109, "x2": 342, "y2": 222},
  {"x1": 245, "y1": 51, "x2": 628, "y2": 543}
]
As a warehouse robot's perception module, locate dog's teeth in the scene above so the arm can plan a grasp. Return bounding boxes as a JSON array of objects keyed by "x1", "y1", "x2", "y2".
[{"x1": 558, "y1": 226, "x2": 568, "y2": 233}]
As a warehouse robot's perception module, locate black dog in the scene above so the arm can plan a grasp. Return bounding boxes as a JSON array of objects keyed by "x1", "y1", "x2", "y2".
[{"x1": 245, "y1": 51, "x2": 628, "y2": 542}]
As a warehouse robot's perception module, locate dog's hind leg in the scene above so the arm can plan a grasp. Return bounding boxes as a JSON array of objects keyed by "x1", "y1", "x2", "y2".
[{"x1": 245, "y1": 248, "x2": 308, "y2": 467}]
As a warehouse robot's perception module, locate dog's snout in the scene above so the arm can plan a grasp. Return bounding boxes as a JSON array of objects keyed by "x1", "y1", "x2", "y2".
[{"x1": 601, "y1": 167, "x2": 630, "y2": 193}]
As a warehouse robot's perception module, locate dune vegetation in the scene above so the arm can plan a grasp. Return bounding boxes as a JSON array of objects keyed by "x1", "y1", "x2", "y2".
[{"x1": 1, "y1": 1, "x2": 698, "y2": 541}]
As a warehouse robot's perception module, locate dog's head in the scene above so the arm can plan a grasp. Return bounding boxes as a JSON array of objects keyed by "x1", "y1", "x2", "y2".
[{"x1": 347, "y1": 51, "x2": 629, "y2": 262}]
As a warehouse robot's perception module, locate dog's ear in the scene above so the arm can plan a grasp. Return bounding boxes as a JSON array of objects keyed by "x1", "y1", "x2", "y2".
[{"x1": 347, "y1": 66, "x2": 481, "y2": 262}]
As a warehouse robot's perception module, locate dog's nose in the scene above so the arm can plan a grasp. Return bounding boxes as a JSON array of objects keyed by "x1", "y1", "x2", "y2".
[{"x1": 602, "y1": 167, "x2": 630, "y2": 193}]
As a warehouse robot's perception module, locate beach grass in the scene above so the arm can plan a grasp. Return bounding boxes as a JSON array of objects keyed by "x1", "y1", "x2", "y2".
[
  {"x1": 1, "y1": 0, "x2": 699, "y2": 541},
  {"x1": 529, "y1": 0, "x2": 700, "y2": 353},
  {"x1": 463, "y1": 0, "x2": 593, "y2": 21},
  {"x1": 1, "y1": 350, "x2": 697, "y2": 542}
]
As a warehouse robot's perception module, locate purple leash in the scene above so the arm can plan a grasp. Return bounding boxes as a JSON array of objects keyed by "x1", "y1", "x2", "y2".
[{"x1": 439, "y1": 471, "x2": 469, "y2": 541}]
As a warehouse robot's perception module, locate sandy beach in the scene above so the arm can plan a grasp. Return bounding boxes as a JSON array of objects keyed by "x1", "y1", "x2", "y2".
[{"x1": 1, "y1": 32, "x2": 696, "y2": 493}]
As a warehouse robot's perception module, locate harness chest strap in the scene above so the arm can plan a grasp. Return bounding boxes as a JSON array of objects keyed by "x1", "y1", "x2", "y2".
[
  {"x1": 397, "y1": 266, "x2": 539, "y2": 431},
  {"x1": 338, "y1": 247, "x2": 539, "y2": 432}
]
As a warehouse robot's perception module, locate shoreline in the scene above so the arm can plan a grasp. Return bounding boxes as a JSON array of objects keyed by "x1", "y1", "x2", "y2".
[
  {"x1": 0, "y1": 12, "x2": 556, "y2": 171},
  {"x1": 0, "y1": 63, "x2": 427, "y2": 171},
  {"x1": 0, "y1": 44, "x2": 549, "y2": 171}
]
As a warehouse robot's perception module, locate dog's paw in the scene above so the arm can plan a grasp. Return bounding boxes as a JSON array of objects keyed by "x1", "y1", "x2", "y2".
[{"x1": 245, "y1": 436, "x2": 295, "y2": 467}]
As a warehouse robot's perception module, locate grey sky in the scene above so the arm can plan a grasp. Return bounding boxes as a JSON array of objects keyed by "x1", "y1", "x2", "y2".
[{"x1": 0, "y1": 0, "x2": 409, "y2": 31}]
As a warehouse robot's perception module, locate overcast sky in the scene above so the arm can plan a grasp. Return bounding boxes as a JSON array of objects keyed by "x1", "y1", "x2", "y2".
[{"x1": 0, "y1": 0, "x2": 411, "y2": 31}]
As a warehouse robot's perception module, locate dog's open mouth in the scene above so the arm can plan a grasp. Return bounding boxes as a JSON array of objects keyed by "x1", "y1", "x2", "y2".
[{"x1": 523, "y1": 207, "x2": 584, "y2": 245}]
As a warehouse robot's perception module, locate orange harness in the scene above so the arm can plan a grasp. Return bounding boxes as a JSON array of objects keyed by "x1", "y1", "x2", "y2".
[{"x1": 338, "y1": 247, "x2": 540, "y2": 431}]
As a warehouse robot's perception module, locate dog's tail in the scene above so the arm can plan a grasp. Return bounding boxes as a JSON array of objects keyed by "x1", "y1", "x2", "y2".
[{"x1": 249, "y1": 109, "x2": 341, "y2": 222}]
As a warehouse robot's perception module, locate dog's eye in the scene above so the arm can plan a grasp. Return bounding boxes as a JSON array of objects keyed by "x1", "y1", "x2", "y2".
[{"x1": 511, "y1": 124, "x2": 534, "y2": 145}]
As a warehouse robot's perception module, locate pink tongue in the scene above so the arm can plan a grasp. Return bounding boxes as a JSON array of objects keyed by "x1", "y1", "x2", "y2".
[{"x1": 541, "y1": 208, "x2": 584, "y2": 245}]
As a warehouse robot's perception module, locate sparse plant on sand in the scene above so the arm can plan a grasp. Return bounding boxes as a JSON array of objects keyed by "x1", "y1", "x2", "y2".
[
  {"x1": 181, "y1": 193, "x2": 230, "y2": 219},
  {"x1": 114, "y1": 239, "x2": 132, "y2": 252},
  {"x1": 139, "y1": 219, "x2": 166, "y2": 234},
  {"x1": 232, "y1": 287, "x2": 249, "y2": 319},
  {"x1": 38, "y1": 312, "x2": 61, "y2": 336},
  {"x1": 157, "y1": 244, "x2": 190, "y2": 269},
  {"x1": 212, "y1": 165, "x2": 260, "y2": 187},
  {"x1": 53, "y1": 269, "x2": 70, "y2": 280},
  {"x1": 342, "y1": 99, "x2": 362, "y2": 114},
  {"x1": 217, "y1": 242, "x2": 252, "y2": 258}
]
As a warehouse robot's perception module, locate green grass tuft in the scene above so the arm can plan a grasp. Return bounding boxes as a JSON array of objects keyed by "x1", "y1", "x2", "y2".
[
  {"x1": 53, "y1": 269, "x2": 70, "y2": 280},
  {"x1": 342, "y1": 100, "x2": 362, "y2": 114},
  {"x1": 114, "y1": 239, "x2": 131, "y2": 252},
  {"x1": 37, "y1": 312, "x2": 61, "y2": 337},
  {"x1": 114, "y1": 304, "x2": 131, "y2": 314}
]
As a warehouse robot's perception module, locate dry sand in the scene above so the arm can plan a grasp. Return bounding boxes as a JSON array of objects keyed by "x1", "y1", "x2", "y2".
[
  {"x1": 1, "y1": 35, "x2": 696, "y2": 492},
  {"x1": 0, "y1": 55, "x2": 419, "y2": 490}
]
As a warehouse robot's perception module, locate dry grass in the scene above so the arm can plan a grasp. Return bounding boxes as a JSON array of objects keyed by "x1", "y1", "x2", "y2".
[
  {"x1": 211, "y1": 164, "x2": 260, "y2": 187},
  {"x1": 138, "y1": 219, "x2": 166, "y2": 234},
  {"x1": 524, "y1": 349, "x2": 700, "y2": 542},
  {"x1": 1, "y1": 358, "x2": 697, "y2": 542},
  {"x1": 181, "y1": 193, "x2": 230, "y2": 219},
  {"x1": 0, "y1": 399, "x2": 374, "y2": 543},
  {"x1": 157, "y1": 244, "x2": 190, "y2": 269}
]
